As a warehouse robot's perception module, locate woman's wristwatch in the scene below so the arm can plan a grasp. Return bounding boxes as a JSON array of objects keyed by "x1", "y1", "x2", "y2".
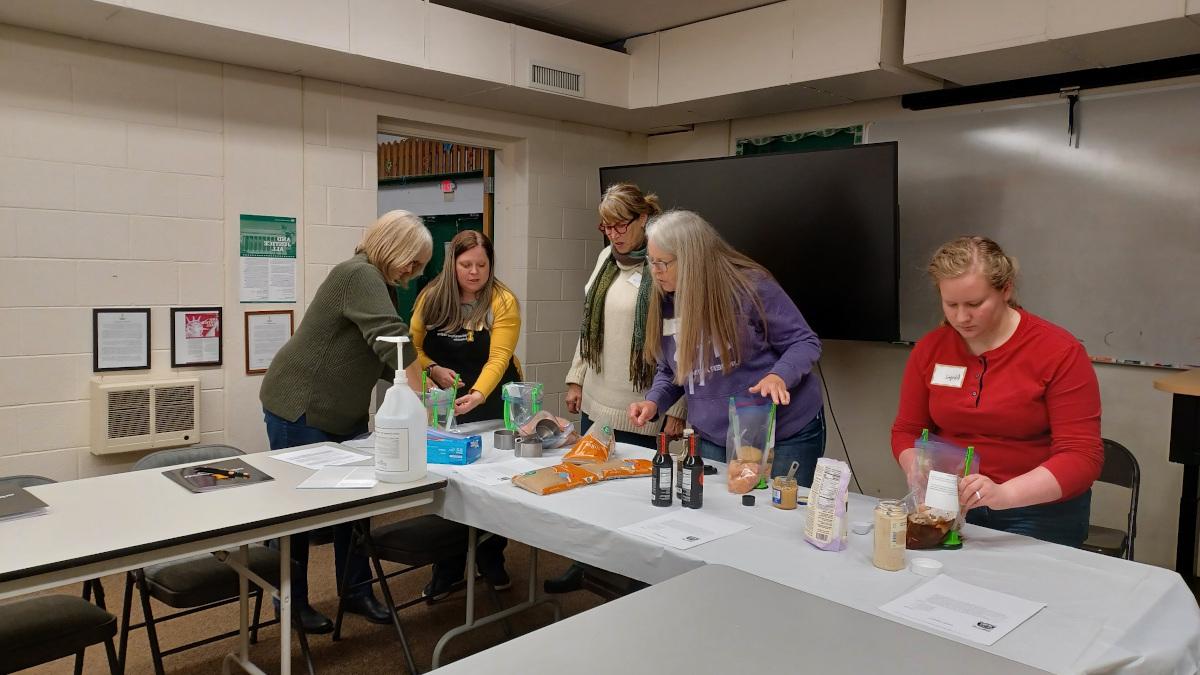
[{"x1": 424, "y1": 363, "x2": 438, "y2": 376}]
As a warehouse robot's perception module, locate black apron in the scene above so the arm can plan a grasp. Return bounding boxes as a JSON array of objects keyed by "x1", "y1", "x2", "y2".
[{"x1": 422, "y1": 316, "x2": 521, "y2": 424}]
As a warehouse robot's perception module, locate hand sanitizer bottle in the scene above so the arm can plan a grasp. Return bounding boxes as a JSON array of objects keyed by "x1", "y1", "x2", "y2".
[{"x1": 373, "y1": 336, "x2": 426, "y2": 483}]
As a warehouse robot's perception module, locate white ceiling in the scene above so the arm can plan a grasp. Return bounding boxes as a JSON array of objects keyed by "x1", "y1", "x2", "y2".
[{"x1": 432, "y1": 0, "x2": 782, "y2": 45}]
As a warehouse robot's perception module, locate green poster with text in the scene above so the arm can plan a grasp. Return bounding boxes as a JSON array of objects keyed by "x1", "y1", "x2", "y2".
[{"x1": 240, "y1": 214, "x2": 297, "y2": 303}]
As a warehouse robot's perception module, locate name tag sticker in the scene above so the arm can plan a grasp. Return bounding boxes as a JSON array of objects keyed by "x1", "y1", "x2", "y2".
[
  {"x1": 663, "y1": 318, "x2": 678, "y2": 336},
  {"x1": 627, "y1": 272, "x2": 643, "y2": 288},
  {"x1": 931, "y1": 363, "x2": 967, "y2": 388}
]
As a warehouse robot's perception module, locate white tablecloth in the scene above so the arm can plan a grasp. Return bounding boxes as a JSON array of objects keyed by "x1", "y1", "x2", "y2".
[{"x1": 430, "y1": 429, "x2": 1200, "y2": 675}]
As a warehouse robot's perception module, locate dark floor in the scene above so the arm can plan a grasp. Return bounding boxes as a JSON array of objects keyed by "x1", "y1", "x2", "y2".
[{"x1": 20, "y1": 511, "x2": 605, "y2": 674}]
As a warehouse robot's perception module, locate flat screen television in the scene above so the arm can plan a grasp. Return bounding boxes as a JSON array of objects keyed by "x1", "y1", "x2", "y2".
[{"x1": 600, "y1": 142, "x2": 899, "y2": 342}]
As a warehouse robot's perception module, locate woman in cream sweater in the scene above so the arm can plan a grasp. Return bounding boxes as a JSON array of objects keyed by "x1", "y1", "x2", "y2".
[
  {"x1": 566, "y1": 182, "x2": 686, "y2": 444},
  {"x1": 547, "y1": 182, "x2": 685, "y2": 594}
]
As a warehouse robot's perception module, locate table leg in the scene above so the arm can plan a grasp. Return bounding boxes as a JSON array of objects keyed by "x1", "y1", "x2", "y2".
[
  {"x1": 280, "y1": 535, "x2": 292, "y2": 675},
  {"x1": 431, "y1": 529, "x2": 562, "y2": 669},
  {"x1": 238, "y1": 545, "x2": 250, "y2": 662},
  {"x1": 220, "y1": 545, "x2": 272, "y2": 675},
  {"x1": 1178, "y1": 463, "x2": 1198, "y2": 577}
]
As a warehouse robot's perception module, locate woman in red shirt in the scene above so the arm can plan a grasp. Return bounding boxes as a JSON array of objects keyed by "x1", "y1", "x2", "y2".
[{"x1": 891, "y1": 236, "x2": 1103, "y2": 547}]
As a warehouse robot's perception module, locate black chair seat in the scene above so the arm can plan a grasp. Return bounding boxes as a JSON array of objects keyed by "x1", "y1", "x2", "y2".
[
  {"x1": 1082, "y1": 525, "x2": 1128, "y2": 557},
  {"x1": 369, "y1": 515, "x2": 470, "y2": 566},
  {"x1": 143, "y1": 545, "x2": 280, "y2": 607},
  {"x1": 0, "y1": 595, "x2": 117, "y2": 672}
]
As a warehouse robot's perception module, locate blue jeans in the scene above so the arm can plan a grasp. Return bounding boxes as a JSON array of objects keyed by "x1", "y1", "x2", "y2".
[
  {"x1": 698, "y1": 409, "x2": 826, "y2": 488},
  {"x1": 263, "y1": 409, "x2": 372, "y2": 605},
  {"x1": 580, "y1": 412, "x2": 659, "y2": 450},
  {"x1": 966, "y1": 489, "x2": 1091, "y2": 548}
]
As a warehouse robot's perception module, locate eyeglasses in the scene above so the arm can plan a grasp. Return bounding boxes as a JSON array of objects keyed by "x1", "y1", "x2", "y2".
[
  {"x1": 648, "y1": 257, "x2": 676, "y2": 273},
  {"x1": 597, "y1": 217, "x2": 636, "y2": 236}
]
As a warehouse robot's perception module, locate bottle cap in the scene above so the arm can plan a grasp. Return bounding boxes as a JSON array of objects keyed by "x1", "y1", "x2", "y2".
[
  {"x1": 910, "y1": 557, "x2": 943, "y2": 577},
  {"x1": 741, "y1": 494, "x2": 755, "y2": 506}
]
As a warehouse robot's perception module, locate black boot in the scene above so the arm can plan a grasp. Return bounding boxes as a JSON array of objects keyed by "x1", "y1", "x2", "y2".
[
  {"x1": 543, "y1": 563, "x2": 585, "y2": 594},
  {"x1": 343, "y1": 594, "x2": 392, "y2": 624}
]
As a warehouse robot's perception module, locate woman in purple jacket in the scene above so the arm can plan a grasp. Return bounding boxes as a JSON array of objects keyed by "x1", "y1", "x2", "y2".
[{"x1": 629, "y1": 210, "x2": 826, "y2": 486}]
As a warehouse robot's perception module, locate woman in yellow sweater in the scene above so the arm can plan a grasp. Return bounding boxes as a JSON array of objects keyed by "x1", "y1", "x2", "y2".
[
  {"x1": 410, "y1": 229, "x2": 522, "y2": 423},
  {"x1": 409, "y1": 229, "x2": 521, "y2": 598}
]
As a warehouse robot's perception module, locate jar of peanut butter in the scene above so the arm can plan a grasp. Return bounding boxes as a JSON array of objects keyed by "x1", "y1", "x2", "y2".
[{"x1": 771, "y1": 476, "x2": 798, "y2": 510}]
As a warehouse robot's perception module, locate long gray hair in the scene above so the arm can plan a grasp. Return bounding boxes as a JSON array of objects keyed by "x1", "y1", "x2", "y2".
[{"x1": 643, "y1": 210, "x2": 769, "y2": 383}]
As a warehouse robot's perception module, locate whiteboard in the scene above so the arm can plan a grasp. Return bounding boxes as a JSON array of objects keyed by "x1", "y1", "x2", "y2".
[{"x1": 872, "y1": 83, "x2": 1200, "y2": 368}]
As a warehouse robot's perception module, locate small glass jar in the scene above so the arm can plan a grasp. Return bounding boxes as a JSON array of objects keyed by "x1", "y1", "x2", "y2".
[
  {"x1": 873, "y1": 499, "x2": 908, "y2": 571},
  {"x1": 771, "y1": 476, "x2": 798, "y2": 510}
]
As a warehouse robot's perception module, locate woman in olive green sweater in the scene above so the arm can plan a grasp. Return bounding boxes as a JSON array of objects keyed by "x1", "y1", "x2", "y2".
[{"x1": 260, "y1": 210, "x2": 431, "y2": 633}]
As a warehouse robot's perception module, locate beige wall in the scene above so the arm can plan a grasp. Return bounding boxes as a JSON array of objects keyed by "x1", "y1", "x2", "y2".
[
  {"x1": 647, "y1": 94, "x2": 1183, "y2": 571},
  {"x1": 0, "y1": 19, "x2": 1183, "y2": 572},
  {"x1": 0, "y1": 24, "x2": 642, "y2": 480}
]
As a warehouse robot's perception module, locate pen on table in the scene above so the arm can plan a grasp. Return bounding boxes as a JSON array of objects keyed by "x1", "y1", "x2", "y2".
[{"x1": 192, "y1": 466, "x2": 250, "y2": 479}]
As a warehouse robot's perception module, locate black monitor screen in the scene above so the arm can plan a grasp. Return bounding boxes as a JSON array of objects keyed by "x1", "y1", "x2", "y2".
[{"x1": 600, "y1": 142, "x2": 899, "y2": 342}]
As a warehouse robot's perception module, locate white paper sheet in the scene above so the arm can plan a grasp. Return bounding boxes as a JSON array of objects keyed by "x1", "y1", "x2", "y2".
[
  {"x1": 297, "y1": 466, "x2": 377, "y2": 489},
  {"x1": 95, "y1": 311, "x2": 149, "y2": 370},
  {"x1": 342, "y1": 435, "x2": 375, "y2": 451},
  {"x1": 619, "y1": 510, "x2": 750, "y2": 550},
  {"x1": 270, "y1": 444, "x2": 370, "y2": 470},
  {"x1": 879, "y1": 574, "x2": 1046, "y2": 646},
  {"x1": 445, "y1": 458, "x2": 546, "y2": 486}
]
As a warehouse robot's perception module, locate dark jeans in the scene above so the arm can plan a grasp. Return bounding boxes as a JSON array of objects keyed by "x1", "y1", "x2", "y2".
[
  {"x1": 580, "y1": 412, "x2": 659, "y2": 450},
  {"x1": 966, "y1": 489, "x2": 1091, "y2": 548},
  {"x1": 431, "y1": 532, "x2": 508, "y2": 582},
  {"x1": 698, "y1": 409, "x2": 826, "y2": 488},
  {"x1": 263, "y1": 409, "x2": 373, "y2": 605}
]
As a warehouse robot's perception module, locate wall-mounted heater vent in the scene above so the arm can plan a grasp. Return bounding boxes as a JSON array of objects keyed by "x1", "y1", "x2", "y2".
[
  {"x1": 90, "y1": 377, "x2": 200, "y2": 454},
  {"x1": 530, "y1": 62, "x2": 585, "y2": 97}
]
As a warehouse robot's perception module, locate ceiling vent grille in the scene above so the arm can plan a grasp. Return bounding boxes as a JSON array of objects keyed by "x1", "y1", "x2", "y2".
[{"x1": 530, "y1": 62, "x2": 585, "y2": 98}]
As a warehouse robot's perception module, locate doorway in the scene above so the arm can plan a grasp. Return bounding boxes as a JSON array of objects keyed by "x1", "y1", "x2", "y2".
[{"x1": 376, "y1": 132, "x2": 495, "y2": 320}]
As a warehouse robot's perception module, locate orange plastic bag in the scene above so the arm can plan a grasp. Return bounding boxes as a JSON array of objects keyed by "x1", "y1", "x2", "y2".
[
  {"x1": 582, "y1": 458, "x2": 652, "y2": 480},
  {"x1": 511, "y1": 463, "x2": 597, "y2": 495},
  {"x1": 562, "y1": 425, "x2": 614, "y2": 465}
]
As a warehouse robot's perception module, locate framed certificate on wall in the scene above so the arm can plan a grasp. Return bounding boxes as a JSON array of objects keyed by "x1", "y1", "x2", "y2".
[
  {"x1": 245, "y1": 310, "x2": 294, "y2": 374},
  {"x1": 93, "y1": 308, "x2": 151, "y2": 372},
  {"x1": 170, "y1": 307, "x2": 223, "y2": 367}
]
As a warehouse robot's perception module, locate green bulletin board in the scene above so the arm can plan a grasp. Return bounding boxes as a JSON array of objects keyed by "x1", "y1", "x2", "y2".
[{"x1": 735, "y1": 125, "x2": 863, "y2": 156}]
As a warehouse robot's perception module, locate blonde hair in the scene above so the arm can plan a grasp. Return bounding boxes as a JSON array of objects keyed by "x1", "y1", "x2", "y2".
[
  {"x1": 928, "y1": 236, "x2": 1020, "y2": 307},
  {"x1": 416, "y1": 230, "x2": 514, "y2": 333},
  {"x1": 643, "y1": 210, "x2": 770, "y2": 383},
  {"x1": 598, "y1": 182, "x2": 662, "y2": 225},
  {"x1": 356, "y1": 210, "x2": 433, "y2": 286}
]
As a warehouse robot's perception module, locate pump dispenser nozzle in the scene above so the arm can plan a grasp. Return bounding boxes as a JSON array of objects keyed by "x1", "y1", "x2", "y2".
[{"x1": 376, "y1": 336, "x2": 410, "y2": 384}]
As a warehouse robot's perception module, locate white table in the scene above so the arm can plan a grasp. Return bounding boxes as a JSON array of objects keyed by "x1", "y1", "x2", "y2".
[
  {"x1": 431, "y1": 434, "x2": 1200, "y2": 674},
  {"x1": 0, "y1": 447, "x2": 445, "y2": 675},
  {"x1": 434, "y1": 563, "x2": 1049, "y2": 674}
]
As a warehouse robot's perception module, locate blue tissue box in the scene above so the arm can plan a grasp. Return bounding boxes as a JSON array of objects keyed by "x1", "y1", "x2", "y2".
[{"x1": 426, "y1": 429, "x2": 482, "y2": 465}]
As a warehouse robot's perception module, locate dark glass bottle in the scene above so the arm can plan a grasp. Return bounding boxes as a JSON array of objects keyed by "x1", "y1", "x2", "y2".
[
  {"x1": 681, "y1": 429, "x2": 704, "y2": 509},
  {"x1": 652, "y1": 432, "x2": 673, "y2": 507}
]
